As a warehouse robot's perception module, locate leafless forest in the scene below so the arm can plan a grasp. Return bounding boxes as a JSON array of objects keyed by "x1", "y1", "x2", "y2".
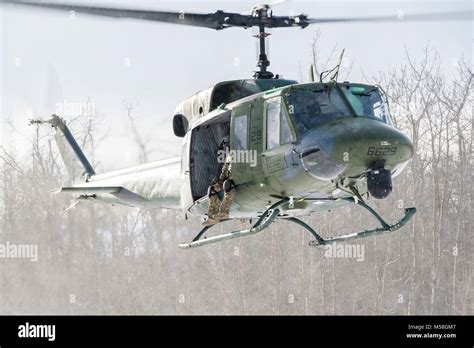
[{"x1": 0, "y1": 44, "x2": 472, "y2": 315}]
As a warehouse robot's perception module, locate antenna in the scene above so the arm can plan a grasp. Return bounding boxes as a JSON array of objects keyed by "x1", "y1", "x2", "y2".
[
  {"x1": 329, "y1": 49, "x2": 345, "y2": 82},
  {"x1": 319, "y1": 49, "x2": 345, "y2": 82},
  {"x1": 307, "y1": 64, "x2": 315, "y2": 82}
]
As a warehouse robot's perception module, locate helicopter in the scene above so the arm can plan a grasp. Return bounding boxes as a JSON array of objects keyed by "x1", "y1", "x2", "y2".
[{"x1": 5, "y1": 1, "x2": 470, "y2": 249}]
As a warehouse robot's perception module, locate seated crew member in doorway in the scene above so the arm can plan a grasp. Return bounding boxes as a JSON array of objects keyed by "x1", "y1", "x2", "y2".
[{"x1": 203, "y1": 136, "x2": 236, "y2": 226}]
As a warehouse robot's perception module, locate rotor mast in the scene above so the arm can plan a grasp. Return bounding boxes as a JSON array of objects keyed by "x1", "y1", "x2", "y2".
[
  {"x1": 255, "y1": 23, "x2": 273, "y2": 79},
  {"x1": 253, "y1": 5, "x2": 274, "y2": 79}
]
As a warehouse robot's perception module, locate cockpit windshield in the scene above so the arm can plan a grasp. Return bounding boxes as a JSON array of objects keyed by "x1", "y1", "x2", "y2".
[
  {"x1": 284, "y1": 86, "x2": 352, "y2": 136},
  {"x1": 341, "y1": 85, "x2": 393, "y2": 125}
]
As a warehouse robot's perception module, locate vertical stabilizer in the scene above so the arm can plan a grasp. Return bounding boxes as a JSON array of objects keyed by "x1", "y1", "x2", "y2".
[{"x1": 30, "y1": 115, "x2": 95, "y2": 182}]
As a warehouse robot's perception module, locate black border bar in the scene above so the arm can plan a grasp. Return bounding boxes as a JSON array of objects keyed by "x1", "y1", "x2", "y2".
[{"x1": 0, "y1": 315, "x2": 472, "y2": 346}]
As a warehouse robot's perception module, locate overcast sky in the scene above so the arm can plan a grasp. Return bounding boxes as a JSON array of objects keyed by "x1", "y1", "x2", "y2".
[{"x1": 1, "y1": 0, "x2": 471, "y2": 171}]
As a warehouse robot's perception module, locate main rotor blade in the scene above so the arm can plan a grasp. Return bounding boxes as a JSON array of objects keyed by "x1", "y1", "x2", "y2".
[
  {"x1": 3, "y1": 1, "x2": 470, "y2": 30},
  {"x1": 1, "y1": 0, "x2": 239, "y2": 30},
  {"x1": 306, "y1": 10, "x2": 472, "y2": 25},
  {"x1": 0, "y1": 0, "x2": 307, "y2": 29}
]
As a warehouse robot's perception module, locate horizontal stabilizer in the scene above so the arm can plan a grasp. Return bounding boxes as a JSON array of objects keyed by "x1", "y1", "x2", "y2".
[
  {"x1": 55, "y1": 186, "x2": 149, "y2": 204},
  {"x1": 59, "y1": 186, "x2": 122, "y2": 194}
]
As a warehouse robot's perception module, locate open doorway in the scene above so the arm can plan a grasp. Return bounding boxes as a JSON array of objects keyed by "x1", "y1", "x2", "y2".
[{"x1": 190, "y1": 114, "x2": 230, "y2": 201}]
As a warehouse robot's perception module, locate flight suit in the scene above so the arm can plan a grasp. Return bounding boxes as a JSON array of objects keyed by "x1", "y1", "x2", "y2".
[{"x1": 204, "y1": 153, "x2": 235, "y2": 225}]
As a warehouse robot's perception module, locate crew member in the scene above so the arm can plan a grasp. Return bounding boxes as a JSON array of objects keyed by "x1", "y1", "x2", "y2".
[{"x1": 203, "y1": 137, "x2": 235, "y2": 226}]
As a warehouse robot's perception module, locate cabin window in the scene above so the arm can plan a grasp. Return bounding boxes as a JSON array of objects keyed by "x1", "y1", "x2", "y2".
[
  {"x1": 285, "y1": 87, "x2": 351, "y2": 136},
  {"x1": 234, "y1": 114, "x2": 248, "y2": 150},
  {"x1": 266, "y1": 98, "x2": 294, "y2": 150}
]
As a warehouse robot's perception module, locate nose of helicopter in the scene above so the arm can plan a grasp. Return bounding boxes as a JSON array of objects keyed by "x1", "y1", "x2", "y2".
[{"x1": 297, "y1": 117, "x2": 414, "y2": 180}]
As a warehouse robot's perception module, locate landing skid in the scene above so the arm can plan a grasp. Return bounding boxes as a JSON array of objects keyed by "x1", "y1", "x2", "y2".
[
  {"x1": 178, "y1": 197, "x2": 416, "y2": 249},
  {"x1": 178, "y1": 198, "x2": 290, "y2": 249},
  {"x1": 285, "y1": 197, "x2": 416, "y2": 246}
]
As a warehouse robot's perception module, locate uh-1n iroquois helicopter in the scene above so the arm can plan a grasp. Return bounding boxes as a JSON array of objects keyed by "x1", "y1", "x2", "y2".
[{"x1": 7, "y1": 1, "x2": 470, "y2": 249}]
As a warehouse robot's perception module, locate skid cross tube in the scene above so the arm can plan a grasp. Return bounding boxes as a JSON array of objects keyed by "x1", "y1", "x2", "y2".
[
  {"x1": 178, "y1": 198, "x2": 289, "y2": 249},
  {"x1": 282, "y1": 217, "x2": 326, "y2": 245}
]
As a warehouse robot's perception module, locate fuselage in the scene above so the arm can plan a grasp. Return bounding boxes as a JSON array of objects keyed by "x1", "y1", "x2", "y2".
[{"x1": 182, "y1": 81, "x2": 413, "y2": 218}]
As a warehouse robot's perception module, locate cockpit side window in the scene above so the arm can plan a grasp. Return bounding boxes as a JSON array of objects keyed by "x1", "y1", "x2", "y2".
[
  {"x1": 266, "y1": 100, "x2": 280, "y2": 150},
  {"x1": 266, "y1": 97, "x2": 294, "y2": 150},
  {"x1": 285, "y1": 87, "x2": 352, "y2": 136},
  {"x1": 342, "y1": 85, "x2": 393, "y2": 125},
  {"x1": 234, "y1": 114, "x2": 248, "y2": 150}
]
